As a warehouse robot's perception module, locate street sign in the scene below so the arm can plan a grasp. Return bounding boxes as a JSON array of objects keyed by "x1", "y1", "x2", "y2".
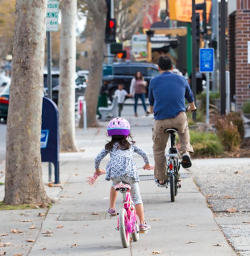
[
  {"x1": 46, "y1": 0, "x2": 59, "y2": 32},
  {"x1": 41, "y1": 130, "x2": 49, "y2": 149},
  {"x1": 199, "y1": 48, "x2": 214, "y2": 72}
]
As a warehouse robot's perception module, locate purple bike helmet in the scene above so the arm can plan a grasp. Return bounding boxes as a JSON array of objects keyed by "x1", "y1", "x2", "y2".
[{"x1": 107, "y1": 117, "x2": 130, "y2": 136}]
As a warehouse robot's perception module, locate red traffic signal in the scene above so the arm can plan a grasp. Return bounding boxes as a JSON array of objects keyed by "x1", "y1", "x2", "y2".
[{"x1": 109, "y1": 20, "x2": 115, "y2": 29}]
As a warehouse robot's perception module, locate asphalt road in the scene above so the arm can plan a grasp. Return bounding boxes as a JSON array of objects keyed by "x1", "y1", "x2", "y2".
[{"x1": 0, "y1": 123, "x2": 6, "y2": 164}]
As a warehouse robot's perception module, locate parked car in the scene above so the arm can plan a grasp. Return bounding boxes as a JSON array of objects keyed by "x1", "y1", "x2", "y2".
[
  {"x1": 43, "y1": 70, "x2": 87, "y2": 105},
  {"x1": 0, "y1": 73, "x2": 11, "y2": 87},
  {"x1": 103, "y1": 62, "x2": 159, "y2": 99},
  {"x1": 0, "y1": 84, "x2": 10, "y2": 122}
]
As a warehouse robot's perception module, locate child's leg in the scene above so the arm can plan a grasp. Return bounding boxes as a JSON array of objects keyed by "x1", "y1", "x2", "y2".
[
  {"x1": 109, "y1": 186, "x2": 118, "y2": 209},
  {"x1": 130, "y1": 182, "x2": 145, "y2": 224},
  {"x1": 135, "y1": 203, "x2": 145, "y2": 224}
]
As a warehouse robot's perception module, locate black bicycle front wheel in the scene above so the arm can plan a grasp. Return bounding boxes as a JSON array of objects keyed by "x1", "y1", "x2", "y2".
[{"x1": 170, "y1": 174, "x2": 176, "y2": 202}]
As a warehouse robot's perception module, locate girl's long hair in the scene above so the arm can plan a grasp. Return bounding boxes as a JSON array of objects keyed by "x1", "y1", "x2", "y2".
[
  {"x1": 105, "y1": 135, "x2": 135, "y2": 151},
  {"x1": 135, "y1": 71, "x2": 143, "y2": 80}
]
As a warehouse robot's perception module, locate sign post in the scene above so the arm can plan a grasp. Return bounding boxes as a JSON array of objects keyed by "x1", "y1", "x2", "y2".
[
  {"x1": 199, "y1": 47, "x2": 214, "y2": 125},
  {"x1": 46, "y1": 0, "x2": 59, "y2": 182}
]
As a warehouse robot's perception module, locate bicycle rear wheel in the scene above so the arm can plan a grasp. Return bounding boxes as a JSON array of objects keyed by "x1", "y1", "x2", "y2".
[
  {"x1": 119, "y1": 208, "x2": 130, "y2": 248},
  {"x1": 170, "y1": 174, "x2": 176, "y2": 202}
]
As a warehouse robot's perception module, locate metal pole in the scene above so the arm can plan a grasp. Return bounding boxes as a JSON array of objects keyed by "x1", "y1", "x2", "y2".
[
  {"x1": 46, "y1": 31, "x2": 52, "y2": 182},
  {"x1": 205, "y1": 40, "x2": 210, "y2": 125},
  {"x1": 192, "y1": 0, "x2": 197, "y2": 121},
  {"x1": 83, "y1": 97, "x2": 87, "y2": 131},
  {"x1": 226, "y1": 71, "x2": 230, "y2": 114},
  {"x1": 220, "y1": 0, "x2": 226, "y2": 115},
  {"x1": 211, "y1": 0, "x2": 219, "y2": 91}
]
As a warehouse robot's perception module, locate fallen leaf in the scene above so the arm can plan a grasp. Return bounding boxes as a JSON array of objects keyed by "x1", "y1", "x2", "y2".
[
  {"x1": 38, "y1": 213, "x2": 46, "y2": 217},
  {"x1": 74, "y1": 174, "x2": 79, "y2": 176},
  {"x1": 42, "y1": 230, "x2": 53, "y2": 237},
  {"x1": 223, "y1": 195, "x2": 234, "y2": 199},
  {"x1": 242, "y1": 221, "x2": 250, "y2": 224},
  {"x1": 213, "y1": 243, "x2": 221, "y2": 247},
  {"x1": 0, "y1": 242, "x2": 11, "y2": 247},
  {"x1": 71, "y1": 243, "x2": 78, "y2": 248},
  {"x1": 149, "y1": 218, "x2": 161, "y2": 222},
  {"x1": 20, "y1": 219, "x2": 32, "y2": 223},
  {"x1": 78, "y1": 192, "x2": 82, "y2": 195},
  {"x1": 41, "y1": 248, "x2": 46, "y2": 251},
  {"x1": 207, "y1": 194, "x2": 213, "y2": 198},
  {"x1": 26, "y1": 239, "x2": 35, "y2": 243},
  {"x1": 91, "y1": 212, "x2": 99, "y2": 215},
  {"x1": 0, "y1": 234, "x2": 8, "y2": 237},
  {"x1": 186, "y1": 224, "x2": 196, "y2": 228},
  {"x1": 11, "y1": 229, "x2": 23, "y2": 234},
  {"x1": 234, "y1": 171, "x2": 239, "y2": 174},
  {"x1": 29, "y1": 225, "x2": 36, "y2": 230},
  {"x1": 186, "y1": 241, "x2": 196, "y2": 244},
  {"x1": 56, "y1": 225, "x2": 64, "y2": 229},
  {"x1": 152, "y1": 250, "x2": 161, "y2": 255},
  {"x1": 226, "y1": 208, "x2": 238, "y2": 213}
]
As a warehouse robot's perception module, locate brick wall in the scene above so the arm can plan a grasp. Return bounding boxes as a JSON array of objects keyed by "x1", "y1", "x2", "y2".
[{"x1": 235, "y1": 9, "x2": 250, "y2": 110}]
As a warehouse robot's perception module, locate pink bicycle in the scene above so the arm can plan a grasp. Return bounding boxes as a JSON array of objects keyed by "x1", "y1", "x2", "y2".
[{"x1": 114, "y1": 183, "x2": 139, "y2": 248}]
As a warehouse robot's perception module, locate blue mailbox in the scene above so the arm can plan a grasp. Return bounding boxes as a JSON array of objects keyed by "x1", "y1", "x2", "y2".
[{"x1": 41, "y1": 97, "x2": 60, "y2": 184}]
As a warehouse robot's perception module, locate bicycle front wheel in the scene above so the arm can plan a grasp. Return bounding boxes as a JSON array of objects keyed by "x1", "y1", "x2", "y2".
[
  {"x1": 170, "y1": 174, "x2": 176, "y2": 202},
  {"x1": 119, "y1": 208, "x2": 130, "y2": 248}
]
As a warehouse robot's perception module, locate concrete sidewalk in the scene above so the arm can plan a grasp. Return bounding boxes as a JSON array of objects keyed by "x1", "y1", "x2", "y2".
[{"x1": 27, "y1": 125, "x2": 235, "y2": 256}]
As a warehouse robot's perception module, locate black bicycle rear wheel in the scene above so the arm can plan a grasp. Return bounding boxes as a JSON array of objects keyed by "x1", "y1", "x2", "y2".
[{"x1": 170, "y1": 174, "x2": 176, "y2": 202}]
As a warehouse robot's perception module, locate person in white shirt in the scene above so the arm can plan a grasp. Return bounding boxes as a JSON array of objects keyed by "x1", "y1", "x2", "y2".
[{"x1": 114, "y1": 84, "x2": 128, "y2": 117}]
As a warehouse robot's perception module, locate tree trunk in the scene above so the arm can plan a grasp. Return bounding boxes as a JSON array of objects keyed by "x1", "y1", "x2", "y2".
[
  {"x1": 59, "y1": 0, "x2": 78, "y2": 152},
  {"x1": 84, "y1": 2, "x2": 106, "y2": 127},
  {"x1": 4, "y1": 0, "x2": 50, "y2": 205}
]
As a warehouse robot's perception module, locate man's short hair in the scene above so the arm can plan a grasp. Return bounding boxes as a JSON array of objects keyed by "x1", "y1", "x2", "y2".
[{"x1": 158, "y1": 56, "x2": 172, "y2": 71}]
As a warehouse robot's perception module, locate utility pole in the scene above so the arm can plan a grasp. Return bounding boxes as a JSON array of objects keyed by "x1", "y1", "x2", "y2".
[
  {"x1": 220, "y1": 0, "x2": 226, "y2": 115},
  {"x1": 191, "y1": 0, "x2": 197, "y2": 121}
]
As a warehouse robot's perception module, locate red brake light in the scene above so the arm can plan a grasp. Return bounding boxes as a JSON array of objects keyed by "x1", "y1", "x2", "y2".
[
  {"x1": 0, "y1": 96, "x2": 9, "y2": 104},
  {"x1": 109, "y1": 20, "x2": 115, "y2": 29},
  {"x1": 169, "y1": 163, "x2": 173, "y2": 170}
]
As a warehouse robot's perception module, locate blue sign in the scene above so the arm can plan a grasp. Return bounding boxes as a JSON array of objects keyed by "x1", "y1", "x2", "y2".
[
  {"x1": 41, "y1": 130, "x2": 49, "y2": 149},
  {"x1": 199, "y1": 48, "x2": 214, "y2": 72}
]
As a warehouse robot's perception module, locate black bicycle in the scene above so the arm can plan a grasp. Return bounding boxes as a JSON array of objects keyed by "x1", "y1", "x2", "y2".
[{"x1": 164, "y1": 128, "x2": 181, "y2": 202}]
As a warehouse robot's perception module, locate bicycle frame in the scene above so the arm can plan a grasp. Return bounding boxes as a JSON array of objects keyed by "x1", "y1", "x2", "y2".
[{"x1": 117, "y1": 190, "x2": 137, "y2": 234}]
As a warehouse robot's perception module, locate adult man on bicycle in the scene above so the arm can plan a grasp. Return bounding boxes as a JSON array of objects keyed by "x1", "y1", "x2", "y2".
[{"x1": 148, "y1": 56, "x2": 196, "y2": 185}]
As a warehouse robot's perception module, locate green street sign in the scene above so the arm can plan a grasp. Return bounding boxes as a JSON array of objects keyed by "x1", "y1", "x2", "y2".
[{"x1": 46, "y1": 0, "x2": 59, "y2": 32}]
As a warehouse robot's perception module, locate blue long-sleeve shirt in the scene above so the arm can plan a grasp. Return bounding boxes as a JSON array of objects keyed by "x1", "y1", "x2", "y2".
[{"x1": 148, "y1": 72, "x2": 194, "y2": 120}]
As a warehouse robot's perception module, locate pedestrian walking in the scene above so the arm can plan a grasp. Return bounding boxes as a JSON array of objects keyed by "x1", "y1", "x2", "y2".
[
  {"x1": 88, "y1": 117, "x2": 153, "y2": 231},
  {"x1": 130, "y1": 71, "x2": 149, "y2": 117},
  {"x1": 114, "y1": 84, "x2": 128, "y2": 117},
  {"x1": 148, "y1": 56, "x2": 196, "y2": 186}
]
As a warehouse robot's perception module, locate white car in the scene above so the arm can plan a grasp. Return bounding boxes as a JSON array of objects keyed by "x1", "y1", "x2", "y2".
[{"x1": 0, "y1": 73, "x2": 11, "y2": 87}]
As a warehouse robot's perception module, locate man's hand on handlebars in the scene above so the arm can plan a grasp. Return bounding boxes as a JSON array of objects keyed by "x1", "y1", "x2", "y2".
[{"x1": 187, "y1": 102, "x2": 197, "y2": 112}]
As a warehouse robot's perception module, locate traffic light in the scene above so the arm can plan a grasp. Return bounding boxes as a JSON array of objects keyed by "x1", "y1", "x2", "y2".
[
  {"x1": 105, "y1": 0, "x2": 116, "y2": 43},
  {"x1": 195, "y1": 13, "x2": 200, "y2": 41},
  {"x1": 116, "y1": 50, "x2": 127, "y2": 59}
]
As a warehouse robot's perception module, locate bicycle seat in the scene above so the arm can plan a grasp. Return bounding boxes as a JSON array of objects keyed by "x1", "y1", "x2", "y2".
[
  {"x1": 164, "y1": 128, "x2": 178, "y2": 134},
  {"x1": 114, "y1": 183, "x2": 131, "y2": 192}
]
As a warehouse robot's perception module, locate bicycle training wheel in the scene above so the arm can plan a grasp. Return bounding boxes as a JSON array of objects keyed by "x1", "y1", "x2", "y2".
[
  {"x1": 131, "y1": 221, "x2": 139, "y2": 242},
  {"x1": 170, "y1": 174, "x2": 176, "y2": 202},
  {"x1": 119, "y1": 208, "x2": 130, "y2": 248}
]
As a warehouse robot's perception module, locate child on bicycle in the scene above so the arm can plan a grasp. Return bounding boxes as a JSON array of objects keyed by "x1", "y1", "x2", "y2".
[{"x1": 90, "y1": 117, "x2": 152, "y2": 232}]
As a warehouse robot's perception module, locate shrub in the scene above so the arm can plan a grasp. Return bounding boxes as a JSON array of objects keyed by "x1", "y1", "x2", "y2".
[
  {"x1": 189, "y1": 130, "x2": 224, "y2": 157},
  {"x1": 243, "y1": 101, "x2": 250, "y2": 114},
  {"x1": 226, "y1": 112, "x2": 244, "y2": 139},
  {"x1": 215, "y1": 116, "x2": 241, "y2": 151},
  {"x1": 197, "y1": 91, "x2": 220, "y2": 113}
]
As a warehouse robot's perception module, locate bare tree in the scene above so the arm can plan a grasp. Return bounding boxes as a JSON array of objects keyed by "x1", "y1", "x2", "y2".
[
  {"x1": 4, "y1": 0, "x2": 50, "y2": 205},
  {"x1": 83, "y1": 0, "x2": 107, "y2": 127},
  {"x1": 59, "y1": 0, "x2": 78, "y2": 151}
]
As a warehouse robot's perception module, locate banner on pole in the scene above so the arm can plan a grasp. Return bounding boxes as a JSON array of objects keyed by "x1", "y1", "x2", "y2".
[
  {"x1": 168, "y1": 0, "x2": 212, "y2": 23},
  {"x1": 46, "y1": 0, "x2": 59, "y2": 32}
]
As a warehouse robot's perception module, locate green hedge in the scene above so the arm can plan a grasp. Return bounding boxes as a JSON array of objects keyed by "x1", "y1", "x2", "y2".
[
  {"x1": 190, "y1": 130, "x2": 224, "y2": 157},
  {"x1": 243, "y1": 101, "x2": 250, "y2": 114}
]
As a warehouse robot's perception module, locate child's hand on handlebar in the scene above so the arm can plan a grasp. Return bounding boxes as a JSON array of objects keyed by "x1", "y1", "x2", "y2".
[
  {"x1": 143, "y1": 163, "x2": 154, "y2": 170},
  {"x1": 87, "y1": 169, "x2": 106, "y2": 185}
]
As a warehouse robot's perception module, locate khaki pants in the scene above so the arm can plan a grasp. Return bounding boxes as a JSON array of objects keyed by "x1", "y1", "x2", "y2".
[{"x1": 152, "y1": 112, "x2": 193, "y2": 181}]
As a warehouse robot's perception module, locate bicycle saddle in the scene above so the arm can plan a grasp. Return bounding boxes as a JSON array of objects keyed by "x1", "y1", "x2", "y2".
[
  {"x1": 114, "y1": 183, "x2": 131, "y2": 192},
  {"x1": 165, "y1": 128, "x2": 178, "y2": 134}
]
